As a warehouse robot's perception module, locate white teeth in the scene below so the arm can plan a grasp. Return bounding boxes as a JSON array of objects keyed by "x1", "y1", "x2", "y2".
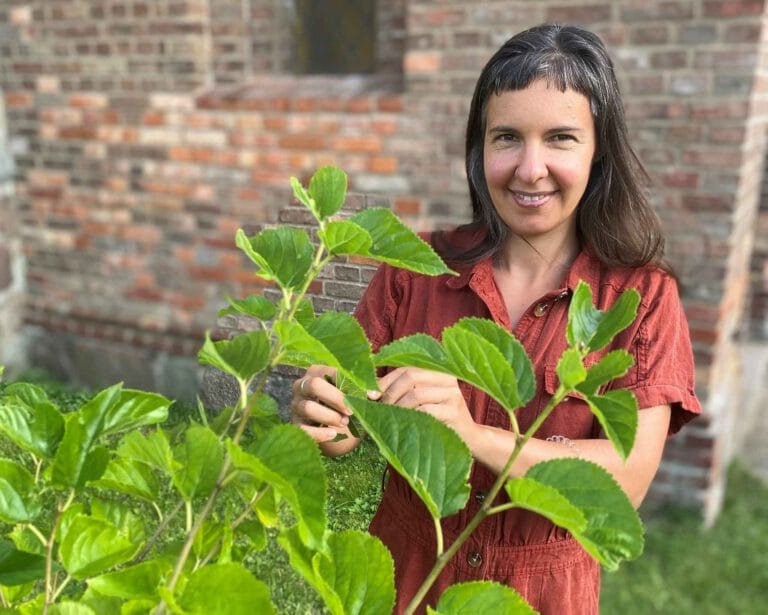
[{"x1": 515, "y1": 192, "x2": 547, "y2": 202}]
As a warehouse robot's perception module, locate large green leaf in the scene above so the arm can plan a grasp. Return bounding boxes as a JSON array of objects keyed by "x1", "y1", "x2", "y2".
[
  {"x1": 90, "y1": 498, "x2": 146, "y2": 548},
  {"x1": 236, "y1": 226, "x2": 313, "y2": 290},
  {"x1": 567, "y1": 281, "x2": 640, "y2": 353},
  {"x1": 309, "y1": 165, "x2": 348, "y2": 219},
  {"x1": 505, "y1": 477, "x2": 587, "y2": 535},
  {"x1": 0, "y1": 394, "x2": 64, "y2": 459},
  {"x1": 177, "y1": 562, "x2": 275, "y2": 615},
  {"x1": 584, "y1": 389, "x2": 638, "y2": 461},
  {"x1": 227, "y1": 425, "x2": 327, "y2": 549},
  {"x1": 172, "y1": 425, "x2": 224, "y2": 501},
  {"x1": 349, "y1": 208, "x2": 455, "y2": 276},
  {"x1": 217, "y1": 295, "x2": 277, "y2": 321},
  {"x1": 453, "y1": 318, "x2": 535, "y2": 405},
  {"x1": 116, "y1": 428, "x2": 175, "y2": 476},
  {"x1": 577, "y1": 350, "x2": 634, "y2": 397},
  {"x1": 279, "y1": 528, "x2": 395, "y2": 615},
  {"x1": 525, "y1": 458, "x2": 644, "y2": 570},
  {"x1": 59, "y1": 514, "x2": 140, "y2": 580},
  {"x1": 319, "y1": 220, "x2": 373, "y2": 256},
  {"x1": 0, "y1": 539, "x2": 46, "y2": 586},
  {"x1": 91, "y1": 457, "x2": 160, "y2": 503},
  {"x1": 0, "y1": 459, "x2": 41, "y2": 523},
  {"x1": 374, "y1": 333, "x2": 451, "y2": 373},
  {"x1": 441, "y1": 322, "x2": 523, "y2": 413},
  {"x1": 89, "y1": 559, "x2": 171, "y2": 600},
  {"x1": 556, "y1": 348, "x2": 587, "y2": 391},
  {"x1": 317, "y1": 530, "x2": 396, "y2": 615},
  {"x1": 427, "y1": 581, "x2": 535, "y2": 614},
  {"x1": 276, "y1": 312, "x2": 377, "y2": 392},
  {"x1": 346, "y1": 397, "x2": 471, "y2": 519},
  {"x1": 48, "y1": 602, "x2": 96, "y2": 615},
  {"x1": 50, "y1": 416, "x2": 110, "y2": 489},
  {"x1": 198, "y1": 329, "x2": 271, "y2": 383},
  {"x1": 81, "y1": 387, "x2": 171, "y2": 438}
]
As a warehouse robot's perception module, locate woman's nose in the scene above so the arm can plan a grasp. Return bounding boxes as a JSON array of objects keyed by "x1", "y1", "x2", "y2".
[{"x1": 515, "y1": 144, "x2": 548, "y2": 183}]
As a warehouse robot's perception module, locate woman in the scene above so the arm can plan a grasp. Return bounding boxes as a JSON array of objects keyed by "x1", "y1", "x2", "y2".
[{"x1": 291, "y1": 24, "x2": 701, "y2": 614}]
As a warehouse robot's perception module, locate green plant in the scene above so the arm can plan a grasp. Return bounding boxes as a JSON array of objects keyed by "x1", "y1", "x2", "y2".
[{"x1": 0, "y1": 166, "x2": 644, "y2": 614}]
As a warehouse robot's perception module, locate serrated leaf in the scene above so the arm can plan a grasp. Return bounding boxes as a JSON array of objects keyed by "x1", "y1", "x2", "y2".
[
  {"x1": 309, "y1": 165, "x2": 348, "y2": 219},
  {"x1": 428, "y1": 581, "x2": 535, "y2": 615},
  {"x1": 248, "y1": 394, "x2": 282, "y2": 440},
  {"x1": 0, "y1": 539, "x2": 46, "y2": 586},
  {"x1": 218, "y1": 295, "x2": 276, "y2": 321},
  {"x1": 276, "y1": 312, "x2": 377, "y2": 392},
  {"x1": 198, "y1": 330, "x2": 270, "y2": 383},
  {"x1": 49, "y1": 602, "x2": 96, "y2": 615},
  {"x1": 59, "y1": 514, "x2": 139, "y2": 580},
  {"x1": 294, "y1": 298, "x2": 316, "y2": 327},
  {"x1": 173, "y1": 425, "x2": 224, "y2": 501},
  {"x1": 556, "y1": 348, "x2": 587, "y2": 391},
  {"x1": 0, "y1": 396, "x2": 64, "y2": 459},
  {"x1": 117, "y1": 429, "x2": 174, "y2": 476},
  {"x1": 51, "y1": 417, "x2": 110, "y2": 488},
  {"x1": 178, "y1": 562, "x2": 276, "y2": 615},
  {"x1": 316, "y1": 530, "x2": 396, "y2": 615},
  {"x1": 453, "y1": 318, "x2": 536, "y2": 406},
  {"x1": 236, "y1": 226, "x2": 313, "y2": 289},
  {"x1": 3, "y1": 382, "x2": 49, "y2": 405},
  {"x1": 584, "y1": 389, "x2": 638, "y2": 461},
  {"x1": 290, "y1": 176, "x2": 314, "y2": 210},
  {"x1": 346, "y1": 397, "x2": 471, "y2": 518},
  {"x1": 81, "y1": 387, "x2": 171, "y2": 439},
  {"x1": 442, "y1": 323, "x2": 523, "y2": 413},
  {"x1": 505, "y1": 477, "x2": 587, "y2": 534},
  {"x1": 0, "y1": 459, "x2": 41, "y2": 523},
  {"x1": 374, "y1": 333, "x2": 451, "y2": 373},
  {"x1": 577, "y1": 350, "x2": 634, "y2": 397},
  {"x1": 91, "y1": 498, "x2": 146, "y2": 547},
  {"x1": 525, "y1": 458, "x2": 644, "y2": 570},
  {"x1": 319, "y1": 220, "x2": 373, "y2": 256},
  {"x1": 567, "y1": 281, "x2": 640, "y2": 353},
  {"x1": 193, "y1": 519, "x2": 224, "y2": 561},
  {"x1": 88, "y1": 559, "x2": 170, "y2": 600},
  {"x1": 227, "y1": 425, "x2": 327, "y2": 549},
  {"x1": 91, "y1": 457, "x2": 160, "y2": 503},
  {"x1": 350, "y1": 208, "x2": 455, "y2": 275}
]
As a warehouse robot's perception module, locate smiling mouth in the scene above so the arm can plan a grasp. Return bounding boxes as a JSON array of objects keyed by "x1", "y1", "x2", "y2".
[{"x1": 511, "y1": 191, "x2": 554, "y2": 207}]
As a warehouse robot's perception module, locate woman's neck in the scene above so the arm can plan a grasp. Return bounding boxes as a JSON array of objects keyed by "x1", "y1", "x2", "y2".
[{"x1": 495, "y1": 231, "x2": 581, "y2": 285}]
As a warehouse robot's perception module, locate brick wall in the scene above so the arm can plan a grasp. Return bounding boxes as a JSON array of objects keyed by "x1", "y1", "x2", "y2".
[{"x1": 2, "y1": 0, "x2": 768, "y2": 520}]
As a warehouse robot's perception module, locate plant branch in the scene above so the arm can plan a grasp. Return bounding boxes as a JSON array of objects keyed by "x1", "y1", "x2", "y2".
[
  {"x1": 134, "y1": 498, "x2": 186, "y2": 563},
  {"x1": 43, "y1": 491, "x2": 74, "y2": 614}
]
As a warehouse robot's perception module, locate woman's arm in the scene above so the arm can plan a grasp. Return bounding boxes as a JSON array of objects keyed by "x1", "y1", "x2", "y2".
[
  {"x1": 466, "y1": 404, "x2": 671, "y2": 508},
  {"x1": 376, "y1": 366, "x2": 671, "y2": 508}
]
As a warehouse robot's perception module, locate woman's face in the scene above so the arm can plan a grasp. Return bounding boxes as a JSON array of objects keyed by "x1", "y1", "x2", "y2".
[{"x1": 483, "y1": 79, "x2": 596, "y2": 246}]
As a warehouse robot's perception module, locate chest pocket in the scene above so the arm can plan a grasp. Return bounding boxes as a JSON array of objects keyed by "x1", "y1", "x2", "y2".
[{"x1": 541, "y1": 364, "x2": 601, "y2": 439}]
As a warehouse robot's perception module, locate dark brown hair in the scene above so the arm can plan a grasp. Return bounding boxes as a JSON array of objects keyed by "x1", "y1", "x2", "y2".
[{"x1": 435, "y1": 23, "x2": 665, "y2": 269}]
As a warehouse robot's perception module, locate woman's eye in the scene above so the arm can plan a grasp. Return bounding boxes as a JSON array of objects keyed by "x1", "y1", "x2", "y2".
[{"x1": 551, "y1": 133, "x2": 577, "y2": 143}]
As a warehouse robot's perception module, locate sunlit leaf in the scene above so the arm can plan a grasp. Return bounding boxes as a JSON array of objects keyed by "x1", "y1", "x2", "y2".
[
  {"x1": 173, "y1": 425, "x2": 224, "y2": 501},
  {"x1": 198, "y1": 330, "x2": 271, "y2": 383},
  {"x1": 91, "y1": 457, "x2": 160, "y2": 503},
  {"x1": 116, "y1": 428, "x2": 175, "y2": 476},
  {"x1": 556, "y1": 348, "x2": 587, "y2": 391},
  {"x1": 48, "y1": 602, "x2": 96, "y2": 615},
  {"x1": 577, "y1": 350, "x2": 634, "y2": 397},
  {"x1": 374, "y1": 334, "x2": 450, "y2": 373},
  {"x1": 309, "y1": 165, "x2": 348, "y2": 219},
  {"x1": 59, "y1": 514, "x2": 139, "y2": 580},
  {"x1": 428, "y1": 581, "x2": 535, "y2": 615},
  {"x1": 567, "y1": 281, "x2": 640, "y2": 353},
  {"x1": 0, "y1": 396, "x2": 64, "y2": 459},
  {"x1": 346, "y1": 397, "x2": 471, "y2": 519},
  {"x1": 350, "y1": 208, "x2": 455, "y2": 276},
  {"x1": 319, "y1": 220, "x2": 372, "y2": 256},
  {"x1": 81, "y1": 387, "x2": 171, "y2": 438},
  {"x1": 51, "y1": 416, "x2": 110, "y2": 488},
  {"x1": 0, "y1": 460, "x2": 40, "y2": 523},
  {"x1": 525, "y1": 458, "x2": 643, "y2": 570},
  {"x1": 505, "y1": 477, "x2": 587, "y2": 534},
  {"x1": 584, "y1": 389, "x2": 638, "y2": 461},
  {"x1": 227, "y1": 425, "x2": 327, "y2": 549},
  {"x1": 218, "y1": 295, "x2": 276, "y2": 321},
  {"x1": 236, "y1": 226, "x2": 313, "y2": 289},
  {"x1": 177, "y1": 562, "x2": 276, "y2": 614},
  {"x1": 89, "y1": 559, "x2": 170, "y2": 600}
]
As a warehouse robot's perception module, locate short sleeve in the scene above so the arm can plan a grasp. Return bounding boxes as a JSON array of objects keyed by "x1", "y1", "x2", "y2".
[
  {"x1": 614, "y1": 275, "x2": 702, "y2": 434},
  {"x1": 353, "y1": 262, "x2": 404, "y2": 353}
]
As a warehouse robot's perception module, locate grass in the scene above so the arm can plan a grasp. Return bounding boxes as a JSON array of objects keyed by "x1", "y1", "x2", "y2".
[{"x1": 2, "y1": 376, "x2": 767, "y2": 613}]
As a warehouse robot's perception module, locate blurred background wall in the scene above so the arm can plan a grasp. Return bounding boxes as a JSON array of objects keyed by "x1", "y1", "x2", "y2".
[{"x1": 1, "y1": 0, "x2": 767, "y2": 523}]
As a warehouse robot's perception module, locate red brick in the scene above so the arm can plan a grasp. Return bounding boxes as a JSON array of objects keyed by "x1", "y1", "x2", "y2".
[
  {"x1": 368, "y1": 157, "x2": 398, "y2": 173},
  {"x1": 332, "y1": 136, "x2": 382, "y2": 153},
  {"x1": 405, "y1": 51, "x2": 441, "y2": 74},
  {"x1": 278, "y1": 134, "x2": 326, "y2": 150},
  {"x1": 703, "y1": 0, "x2": 764, "y2": 17}
]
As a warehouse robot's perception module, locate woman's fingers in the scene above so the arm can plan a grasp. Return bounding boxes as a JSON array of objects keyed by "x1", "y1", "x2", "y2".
[
  {"x1": 377, "y1": 367, "x2": 457, "y2": 407},
  {"x1": 290, "y1": 366, "x2": 353, "y2": 443}
]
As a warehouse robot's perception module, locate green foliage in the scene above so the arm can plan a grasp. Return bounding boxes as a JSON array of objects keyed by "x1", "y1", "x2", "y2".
[{"x1": 0, "y1": 166, "x2": 645, "y2": 614}]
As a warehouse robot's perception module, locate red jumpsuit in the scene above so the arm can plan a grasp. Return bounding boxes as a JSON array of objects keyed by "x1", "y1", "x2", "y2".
[{"x1": 354, "y1": 240, "x2": 701, "y2": 614}]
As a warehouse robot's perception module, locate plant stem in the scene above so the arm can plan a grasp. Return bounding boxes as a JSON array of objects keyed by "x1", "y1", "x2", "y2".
[
  {"x1": 0, "y1": 586, "x2": 8, "y2": 609},
  {"x1": 433, "y1": 516, "x2": 444, "y2": 557},
  {"x1": 43, "y1": 491, "x2": 74, "y2": 614},
  {"x1": 51, "y1": 575, "x2": 72, "y2": 602},
  {"x1": 403, "y1": 389, "x2": 569, "y2": 614},
  {"x1": 134, "y1": 499, "x2": 185, "y2": 563},
  {"x1": 26, "y1": 523, "x2": 48, "y2": 547}
]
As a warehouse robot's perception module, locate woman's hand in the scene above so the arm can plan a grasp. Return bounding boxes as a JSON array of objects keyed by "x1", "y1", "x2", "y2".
[
  {"x1": 375, "y1": 367, "x2": 479, "y2": 443},
  {"x1": 290, "y1": 365, "x2": 360, "y2": 454}
]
